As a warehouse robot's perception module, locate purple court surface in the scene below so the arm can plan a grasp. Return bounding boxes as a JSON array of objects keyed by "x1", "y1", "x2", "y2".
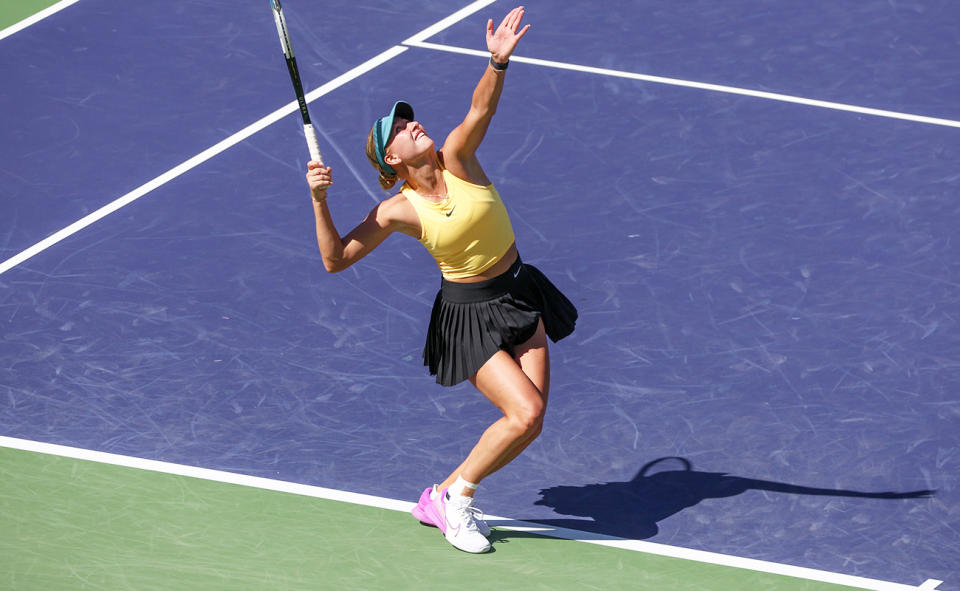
[{"x1": 2, "y1": 1, "x2": 957, "y2": 587}]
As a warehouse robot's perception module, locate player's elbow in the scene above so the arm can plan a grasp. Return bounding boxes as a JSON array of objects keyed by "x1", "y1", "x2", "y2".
[
  {"x1": 316, "y1": 239, "x2": 351, "y2": 273},
  {"x1": 322, "y1": 257, "x2": 348, "y2": 273},
  {"x1": 317, "y1": 247, "x2": 346, "y2": 273},
  {"x1": 470, "y1": 103, "x2": 496, "y2": 122}
]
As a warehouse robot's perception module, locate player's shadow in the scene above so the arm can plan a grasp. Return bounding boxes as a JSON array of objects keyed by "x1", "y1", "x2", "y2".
[{"x1": 522, "y1": 457, "x2": 934, "y2": 540}]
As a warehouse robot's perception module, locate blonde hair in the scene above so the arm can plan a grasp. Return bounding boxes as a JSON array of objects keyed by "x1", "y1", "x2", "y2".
[{"x1": 365, "y1": 124, "x2": 399, "y2": 190}]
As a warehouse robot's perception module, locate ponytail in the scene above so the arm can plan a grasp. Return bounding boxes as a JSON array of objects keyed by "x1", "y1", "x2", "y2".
[
  {"x1": 378, "y1": 171, "x2": 399, "y2": 190},
  {"x1": 366, "y1": 124, "x2": 399, "y2": 191}
]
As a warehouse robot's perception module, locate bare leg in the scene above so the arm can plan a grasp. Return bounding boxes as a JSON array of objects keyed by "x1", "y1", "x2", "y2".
[{"x1": 438, "y1": 320, "x2": 550, "y2": 496}]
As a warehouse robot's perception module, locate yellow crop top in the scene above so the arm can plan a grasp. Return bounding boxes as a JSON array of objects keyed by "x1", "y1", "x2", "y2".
[{"x1": 401, "y1": 169, "x2": 516, "y2": 279}]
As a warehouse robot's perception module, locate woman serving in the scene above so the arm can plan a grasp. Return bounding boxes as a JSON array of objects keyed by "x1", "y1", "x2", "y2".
[{"x1": 306, "y1": 6, "x2": 576, "y2": 554}]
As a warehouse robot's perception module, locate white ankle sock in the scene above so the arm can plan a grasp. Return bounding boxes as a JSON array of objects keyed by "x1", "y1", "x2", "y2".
[{"x1": 449, "y1": 475, "x2": 478, "y2": 498}]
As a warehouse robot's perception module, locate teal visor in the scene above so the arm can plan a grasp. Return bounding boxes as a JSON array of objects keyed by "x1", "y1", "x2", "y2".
[{"x1": 373, "y1": 101, "x2": 414, "y2": 176}]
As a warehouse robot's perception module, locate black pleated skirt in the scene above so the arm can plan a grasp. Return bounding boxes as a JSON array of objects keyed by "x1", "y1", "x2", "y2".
[{"x1": 423, "y1": 256, "x2": 577, "y2": 386}]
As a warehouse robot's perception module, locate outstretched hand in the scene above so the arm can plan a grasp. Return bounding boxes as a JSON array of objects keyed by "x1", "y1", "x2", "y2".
[{"x1": 486, "y1": 6, "x2": 530, "y2": 63}]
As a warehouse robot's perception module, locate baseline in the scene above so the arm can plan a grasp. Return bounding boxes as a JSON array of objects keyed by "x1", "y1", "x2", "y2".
[
  {"x1": 0, "y1": 435, "x2": 942, "y2": 591},
  {"x1": 0, "y1": 0, "x2": 81, "y2": 40}
]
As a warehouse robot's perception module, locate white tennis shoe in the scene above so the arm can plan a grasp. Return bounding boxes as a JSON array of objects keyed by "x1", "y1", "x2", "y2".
[
  {"x1": 414, "y1": 485, "x2": 491, "y2": 538},
  {"x1": 441, "y1": 489, "x2": 491, "y2": 554},
  {"x1": 466, "y1": 504, "x2": 491, "y2": 537}
]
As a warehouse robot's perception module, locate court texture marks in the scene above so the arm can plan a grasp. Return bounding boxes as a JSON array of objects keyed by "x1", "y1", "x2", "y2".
[{"x1": 1, "y1": 1, "x2": 957, "y2": 589}]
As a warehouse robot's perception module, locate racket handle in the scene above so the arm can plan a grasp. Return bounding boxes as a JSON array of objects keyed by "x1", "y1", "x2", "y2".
[{"x1": 304, "y1": 123, "x2": 323, "y2": 165}]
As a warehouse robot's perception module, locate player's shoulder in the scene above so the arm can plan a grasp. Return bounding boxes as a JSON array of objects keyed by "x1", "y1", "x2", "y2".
[
  {"x1": 377, "y1": 191, "x2": 419, "y2": 235},
  {"x1": 380, "y1": 191, "x2": 412, "y2": 214}
]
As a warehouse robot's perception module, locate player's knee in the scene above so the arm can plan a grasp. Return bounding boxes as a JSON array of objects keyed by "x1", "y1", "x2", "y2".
[
  {"x1": 509, "y1": 397, "x2": 545, "y2": 439},
  {"x1": 526, "y1": 415, "x2": 544, "y2": 441}
]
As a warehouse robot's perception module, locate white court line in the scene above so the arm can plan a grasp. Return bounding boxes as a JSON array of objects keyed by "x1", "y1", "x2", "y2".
[
  {"x1": 404, "y1": 0, "x2": 497, "y2": 45},
  {"x1": 0, "y1": 435, "x2": 942, "y2": 591},
  {"x1": 0, "y1": 0, "x2": 82, "y2": 41},
  {"x1": 405, "y1": 40, "x2": 960, "y2": 130},
  {"x1": 0, "y1": 44, "x2": 407, "y2": 277}
]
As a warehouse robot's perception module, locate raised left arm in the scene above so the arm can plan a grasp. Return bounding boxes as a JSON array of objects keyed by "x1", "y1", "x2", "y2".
[{"x1": 442, "y1": 6, "x2": 530, "y2": 183}]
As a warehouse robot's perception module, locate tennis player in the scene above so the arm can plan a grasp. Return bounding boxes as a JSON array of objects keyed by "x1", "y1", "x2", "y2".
[{"x1": 305, "y1": 6, "x2": 576, "y2": 554}]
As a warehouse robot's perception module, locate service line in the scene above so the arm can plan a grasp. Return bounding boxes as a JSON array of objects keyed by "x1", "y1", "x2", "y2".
[{"x1": 405, "y1": 39, "x2": 960, "y2": 130}]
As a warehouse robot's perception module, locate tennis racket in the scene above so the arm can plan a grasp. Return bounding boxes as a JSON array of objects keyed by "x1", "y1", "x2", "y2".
[{"x1": 269, "y1": 0, "x2": 323, "y2": 164}]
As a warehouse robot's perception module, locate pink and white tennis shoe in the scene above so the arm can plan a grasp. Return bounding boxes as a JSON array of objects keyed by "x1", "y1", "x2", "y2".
[{"x1": 411, "y1": 485, "x2": 491, "y2": 553}]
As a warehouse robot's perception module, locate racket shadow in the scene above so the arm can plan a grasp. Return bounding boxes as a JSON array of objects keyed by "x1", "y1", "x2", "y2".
[{"x1": 519, "y1": 457, "x2": 935, "y2": 540}]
